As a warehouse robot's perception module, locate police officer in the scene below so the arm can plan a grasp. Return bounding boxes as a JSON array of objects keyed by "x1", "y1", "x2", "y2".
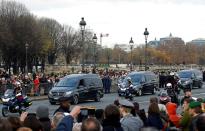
[{"x1": 53, "y1": 97, "x2": 71, "y2": 115}]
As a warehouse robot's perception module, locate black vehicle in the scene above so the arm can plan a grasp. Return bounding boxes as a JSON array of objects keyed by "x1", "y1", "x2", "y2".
[
  {"x1": 118, "y1": 71, "x2": 158, "y2": 96},
  {"x1": 48, "y1": 74, "x2": 104, "y2": 105},
  {"x1": 1, "y1": 89, "x2": 32, "y2": 117},
  {"x1": 178, "y1": 69, "x2": 203, "y2": 89}
]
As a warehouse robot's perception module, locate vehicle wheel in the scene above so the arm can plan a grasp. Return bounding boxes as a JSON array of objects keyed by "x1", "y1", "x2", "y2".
[
  {"x1": 73, "y1": 95, "x2": 79, "y2": 105},
  {"x1": 138, "y1": 89, "x2": 143, "y2": 96},
  {"x1": 95, "y1": 93, "x2": 101, "y2": 102},
  {"x1": 199, "y1": 83, "x2": 202, "y2": 88},
  {"x1": 50, "y1": 101, "x2": 56, "y2": 105},
  {"x1": 152, "y1": 88, "x2": 156, "y2": 94},
  {"x1": 190, "y1": 84, "x2": 193, "y2": 90},
  {"x1": 2, "y1": 107, "x2": 9, "y2": 117}
]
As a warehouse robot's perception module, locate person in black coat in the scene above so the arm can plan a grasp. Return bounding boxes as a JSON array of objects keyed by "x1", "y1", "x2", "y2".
[
  {"x1": 102, "y1": 104, "x2": 124, "y2": 131},
  {"x1": 36, "y1": 105, "x2": 51, "y2": 131},
  {"x1": 53, "y1": 97, "x2": 71, "y2": 115},
  {"x1": 147, "y1": 103, "x2": 163, "y2": 130}
]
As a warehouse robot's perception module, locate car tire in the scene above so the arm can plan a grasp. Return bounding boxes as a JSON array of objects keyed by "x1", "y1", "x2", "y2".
[
  {"x1": 95, "y1": 93, "x2": 101, "y2": 102},
  {"x1": 50, "y1": 101, "x2": 56, "y2": 105},
  {"x1": 138, "y1": 89, "x2": 143, "y2": 96},
  {"x1": 190, "y1": 84, "x2": 193, "y2": 90},
  {"x1": 2, "y1": 107, "x2": 9, "y2": 117},
  {"x1": 198, "y1": 83, "x2": 202, "y2": 88},
  {"x1": 152, "y1": 87, "x2": 156, "y2": 94},
  {"x1": 73, "y1": 95, "x2": 79, "y2": 105}
]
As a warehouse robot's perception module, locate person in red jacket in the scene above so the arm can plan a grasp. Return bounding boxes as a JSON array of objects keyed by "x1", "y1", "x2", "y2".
[
  {"x1": 33, "y1": 76, "x2": 40, "y2": 96},
  {"x1": 166, "y1": 102, "x2": 181, "y2": 128}
]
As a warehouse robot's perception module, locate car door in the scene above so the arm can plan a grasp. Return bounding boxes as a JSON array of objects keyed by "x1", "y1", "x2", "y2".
[
  {"x1": 142, "y1": 75, "x2": 151, "y2": 93},
  {"x1": 84, "y1": 77, "x2": 95, "y2": 99},
  {"x1": 87, "y1": 77, "x2": 98, "y2": 99},
  {"x1": 193, "y1": 71, "x2": 203, "y2": 87},
  {"x1": 77, "y1": 79, "x2": 88, "y2": 100}
]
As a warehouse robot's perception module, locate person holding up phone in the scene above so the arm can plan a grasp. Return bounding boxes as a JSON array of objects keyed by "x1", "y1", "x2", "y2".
[{"x1": 56, "y1": 106, "x2": 81, "y2": 131}]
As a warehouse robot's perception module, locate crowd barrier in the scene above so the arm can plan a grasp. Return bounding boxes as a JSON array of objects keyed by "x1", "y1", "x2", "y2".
[{"x1": 0, "y1": 83, "x2": 53, "y2": 97}]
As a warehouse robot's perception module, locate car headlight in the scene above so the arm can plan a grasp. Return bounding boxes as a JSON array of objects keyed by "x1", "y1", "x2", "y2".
[
  {"x1": 64, "y1": 91, "x2": 72, "y2": 96},
  {"x1": 184, "y1": 80, "x2": 191, "y2": 84},
  {"x1": 49, "y1": 90, "x2": 52, "y2": 95}
]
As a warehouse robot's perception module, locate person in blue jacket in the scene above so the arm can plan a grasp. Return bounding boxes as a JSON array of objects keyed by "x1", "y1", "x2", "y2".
[{"x1": 56, "y1": 106, "x2": 81, "y2": 131}]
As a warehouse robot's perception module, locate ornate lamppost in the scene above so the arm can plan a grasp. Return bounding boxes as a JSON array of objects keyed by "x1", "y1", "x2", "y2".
[{"x1": 79, "y1": 17, "x2": 86, "y2": 73}]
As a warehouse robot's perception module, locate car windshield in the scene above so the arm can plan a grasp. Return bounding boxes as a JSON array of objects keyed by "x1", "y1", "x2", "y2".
[
  {"x1": 55, "y1": 77, "x2": 78, "y2": 87},
  {"x1": 178, "y1": 72, "x2": 192, "y2": 78},
  {"x1": 124, "y1": 74, "x2": 142, "y2": 83}
]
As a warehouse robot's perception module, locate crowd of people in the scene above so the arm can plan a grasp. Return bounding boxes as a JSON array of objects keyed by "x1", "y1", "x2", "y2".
[
  {"x1": 0, "y1": 88, "x2": 205, "y2": 131},
  {"x1": 1, "y1": 69, "x2": 205, "y2": 131}
]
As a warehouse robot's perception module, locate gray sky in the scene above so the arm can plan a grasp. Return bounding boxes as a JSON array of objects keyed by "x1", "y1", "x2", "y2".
[{"x1": 16, "y1": 0, "x2": 205, "y2": 47}]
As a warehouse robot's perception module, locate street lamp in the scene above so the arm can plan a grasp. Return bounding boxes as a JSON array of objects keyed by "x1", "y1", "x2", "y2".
[
  {"x1": 129, "y1": 37, "x2": 134, "y2": 71},
  {"x1": 25, "y1": 43, "x2": 29, "y2": 73},
  {"x1": 79, "y1": 17, "x2": 86, "y2": 73},
  {"x1": 144, "y1": 28, "x2": 149, "y2": 71},
  {"x1": 92, "y1": 34, "x2": 97, "y2": 72}
]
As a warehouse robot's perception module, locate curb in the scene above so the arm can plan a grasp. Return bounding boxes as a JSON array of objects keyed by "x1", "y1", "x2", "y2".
[{"x1": 30, "y1": 96, "x2": 48, "y2": 101}]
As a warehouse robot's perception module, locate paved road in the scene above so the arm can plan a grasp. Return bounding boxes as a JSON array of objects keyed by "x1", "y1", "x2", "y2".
[{"x1": 1, "y1": 86, "x2": 205, "y2": 117}]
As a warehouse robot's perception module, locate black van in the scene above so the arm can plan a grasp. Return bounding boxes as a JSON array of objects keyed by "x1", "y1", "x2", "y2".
[
  {"x1": 48, "y1": 74, "x2": 104, "y2": 105},
  {"x1": 118, "y1": 71, "x2": 159, "y2": 96},
  {"x1": 178, "y1": 69, "x2": 203, "y2": 89}
]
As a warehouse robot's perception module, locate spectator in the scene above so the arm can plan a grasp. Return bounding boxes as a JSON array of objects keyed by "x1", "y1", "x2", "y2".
[
  {"x1": 150, "y1": 97, "x2": 168, "y2": 124},
  {"x1": 147, "y1": 103, "x2": 163, "y2": 130},
  {"x1": 113, "y1": 99, "x2": 120, "y2": 107},
  {"x1": 95, "y1": 109, "x2": 104, "y2": 125},
  {"x1": 189, "y1": 101, "x2": 203, "y2": 131},
  {"x1": 166, "y1": 102, "x2": 181, "y2": 128},
  {"x1": 51, "y1": 112, "x2": 64, "y2": 131},
  {"x1": 81, "y1": 117, "x2": 101, "y2": 131},
  {"x1": 102, "y1": 104, "x2": 123, "y2": 131},
  {"x1": 23, "y1": 115, "x2": 43, "y2": 131},
  {"x1": 119, "y1": 99, "x2": 143, "y2": 131},
  {"x1": 36, "y1": 105, "x2": 51, "y2": 131},
  {"x1": 181, "y1": 89, "x2": 195, "y2": 105},
  {"x1": 7, "y1": 117, "x2": 22, "y2": 131},
  {"x1": 131, "y1": 101, "x2": 147, "y2": 126},
  {"x1": 196, "y1": 113, "x2": 205, "y2": 131},
  {"x1": 33, "y1": 76, "x2": 40, "y2": 96},
  {"x1": 53, "y1": 97, "x2": 71, "y2": 115},
  {"x1": 202, "y1": 99, "x2": 205, "y2": 113},
  {"x1": 179, "y1": 98, "x2": 192, "y2": 131},
  {"x1": 56, "y1": 106, "x2": 81, "y2": 131},
  {"x1": 0, "y1": 118, "x2": 12, "y2": 131}
]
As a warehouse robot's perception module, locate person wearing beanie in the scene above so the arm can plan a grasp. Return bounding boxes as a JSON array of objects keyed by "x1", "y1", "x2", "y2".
[
  {"x1": 36, "y1": 105, "x2": 51, "y2": 131},
  {"x1": 189, "y1": 101, "x2": 203, "y2": 131}
]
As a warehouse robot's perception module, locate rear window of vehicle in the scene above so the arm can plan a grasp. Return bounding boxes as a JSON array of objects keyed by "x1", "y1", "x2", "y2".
[{"x1": 178, "y1": 71, "x2": 192, "y2": 78}]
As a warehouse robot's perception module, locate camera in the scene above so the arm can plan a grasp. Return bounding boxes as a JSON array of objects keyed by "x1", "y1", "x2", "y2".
[{"x1": 77, "y1": 106, "x2": 96, "y2": 122}]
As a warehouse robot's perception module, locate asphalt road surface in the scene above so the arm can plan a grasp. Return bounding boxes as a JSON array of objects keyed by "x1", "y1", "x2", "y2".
[{"x1": 1, "y1": 85, "x2": 205, "y2": 118}]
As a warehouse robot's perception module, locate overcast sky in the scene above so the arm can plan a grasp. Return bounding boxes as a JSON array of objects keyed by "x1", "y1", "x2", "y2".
[{"x1": 15, "y1": 0, "x2": 205, "y2": 47}]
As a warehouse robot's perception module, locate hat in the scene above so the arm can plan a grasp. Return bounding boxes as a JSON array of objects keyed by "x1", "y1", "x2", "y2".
[
  {"x1": 59, "y1": 97, "x2": 70, "y2": 102},
  {"x1": 36, "y1": 105, "x2": 49, "y2": 118},
  {"x1": 119, "y1": 99, "x2": 134, "y2": 108},
  {"x1": 189, "y1": 101, "x2": 201, "y2": 109}
]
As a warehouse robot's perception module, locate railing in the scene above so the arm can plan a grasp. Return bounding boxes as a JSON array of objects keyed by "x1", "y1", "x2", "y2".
[{"x1": 0, "y1": 83, "x2": 53, "y2": 97}]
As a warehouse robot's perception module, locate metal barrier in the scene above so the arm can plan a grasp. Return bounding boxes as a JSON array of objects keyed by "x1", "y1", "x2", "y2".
[{"x1": 0, "y1": 82, "x2": 53, "y2": 96}]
